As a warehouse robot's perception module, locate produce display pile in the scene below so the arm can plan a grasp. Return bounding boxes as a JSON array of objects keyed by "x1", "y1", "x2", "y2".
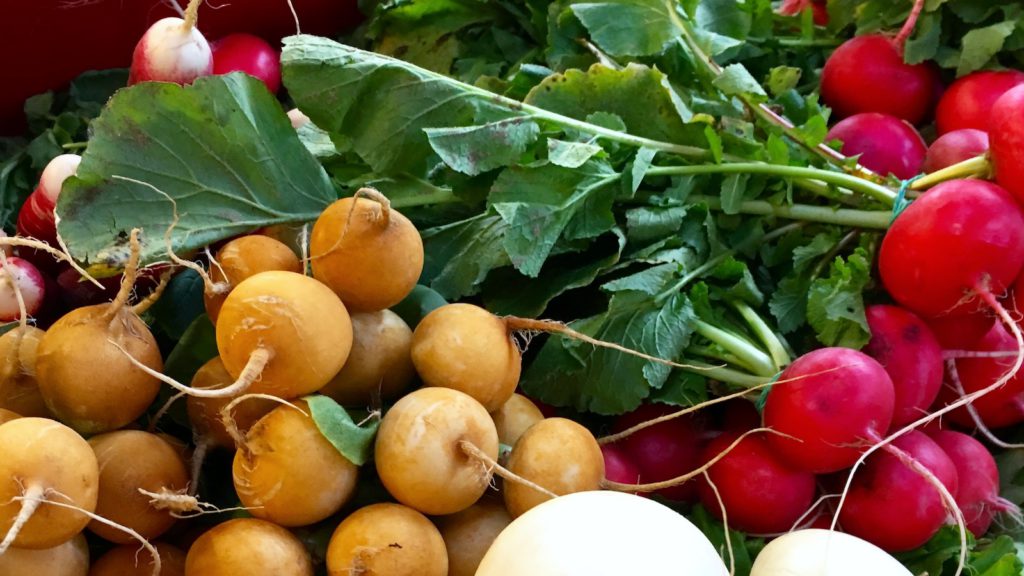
[{"x1": 3, "y1": 0, "x2": 1024, "y2": 574}]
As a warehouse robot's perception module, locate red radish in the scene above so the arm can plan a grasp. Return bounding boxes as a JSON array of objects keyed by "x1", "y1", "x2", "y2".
[
  {"x1": 936, "y1": 70, "x2": 1024, "y2": 134},
  {"x1": 0, "y1": 257, "x2": 45, "y2": 322},
  {"x1": 212, "y1": 33, "x2": 281, "y2": 93},
  {"x1": 611, "y1": 404, "x2": 703, "y2": 502},
  {"x1": 926, "y1": 311, "x2": 994, "y2": 350},
  {"x1": 825, "y1": 113, "x2": 927, "y2": 179},
  {"x1": 923, "y1": 129, "x2": 989, "y2": 174},
  {"x1": 990, "y1": 85, "x2": 1024, "y2": 205},
  {"x1": 820, "y1": 35, "x2": 941, "y2": 125},
  {"x1": 935, "y1": 322, "x2": 1024, "y2": 430},
  {"x1": 879, "y1": 179, "x2": 1024, "y2": 318},
  {"x1": 697, "y1": 431, "x2": 816, "y2": 534},
  {"x1": 929, "y1": 430, "x2": 1019, "y2": 536},
  {"x1": 720, "y1": 399, "x2": 761, "y2": 432},
  {"x1": 778, "y1": 0, "x2": 827, "y2": 26},
  {"x1": 601, "y1": 444, "x2": 641, "y2": 488},
  {"x1": 838, "y1": 430, "x2": 959, "y2": 552},
  {"x1": 16, "y1": 154, "x2": 81, "y2": 245},
  {"x1": 863, "y1": 305, "x2": 944, "y2": 429},
  {"x1": 763, "y1": 347, "x2": 895, "y2": 474},
  {"x1": 128, "y1": 1, "x2": 213, "y2": 86}
]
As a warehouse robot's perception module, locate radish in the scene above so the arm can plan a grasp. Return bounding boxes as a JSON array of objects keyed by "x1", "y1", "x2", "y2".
[
  {"x1": 863, "y1": 305, "x2": 944, "y2": 429},
  {"x1": 203, "y1": 235, "x2": 301, "y2": 325},
  {"x1": 211, "y1": 33, "x2": 281, "y2": 93},
  {"x1": 989, "y1": 85, "x2": 1024, "y2": 205},
  {"x1": 838, "y1": 430, "x2": 959, "y2": 552},
  {"x1": 438, "y1": 501, "x2": 512, "y2": 576},
  {"x1": 750, "y1": 529, "x2": 912, "y2": 576},
  {"x1": 929, "y1": 430, "x2": 1020, "y2": 536},
  {"x1": 607, "y1": 403, "x2": 703, "y2": 501},
  {"x1": 0, "y1": 408, "x2": 19, "y2": 425},
  {"x1": 318, "y1": 309, "x2": 416, "y2": 407},
  {"x1": 763, "y1": 347, "x2": 895, "y2": 473},
  {"x1": 778, "y1": 0, "x2": 827, "y2": 25},
  {"x1": 492, "y1": 393, "x2": 545, "y2": 447},
  {"x1": 879, "y1": 179, "x2": 1024, "y2": 318},
  {"x1": 185, "y1": 518, "x2": 312, "y2": 576},
  {"x1": 0, "y1": 257, "x2": 44, "y2": 322},
  {"x1": 825, "y1": 113, "x2": 927, "y2": 179},
  {"x1": 326, "y1": 503, "x2": 447, "y2": 576},
  {"x1": 0, "y1": 533, "x2": 88, "y2": 576},
  {"x1": 186, "y1": 358, "x2": 276, "y2": 450},
  {"x1": 935, "y1": 322, "x2": 1024, "y2": 430},
  {"x1": 936, "y1": 70, "x2": 1024, "y2": 134},
  {"x1": 128, "y1": 0, "x2": 213, "y2": 85},
  {"x1": 0, "y1": 325, "x2": 49, "y2": 417},
  {"x1": 600, "y1": 444, "x2": 641, "y2": 488},
  {"x1": 926, "y1": 311, "x2": 994, "y2": 350},
  {"x1": 90, "y1": 542, "x2": 186, "y2": 576},
  {"x1": 923, "y1": 129, "x2": 989, "y2": 174},
  {"x1": 16, "y1": 154, "x2": 80, "y2": 246},
  {"x1": 820, "y1": 34, "x2": 941, "y2": 125},
  {"x1": 476, "y1": 491, "x2": 728, "y2": 576},
  {"x1": 696, "y1": 430, "x2": 816, "y2": 534}
]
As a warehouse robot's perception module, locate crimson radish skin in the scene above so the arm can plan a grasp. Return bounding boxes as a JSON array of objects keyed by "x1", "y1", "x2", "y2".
[
  {"x1": 211, "y1": 34, "x2": 281, "y2": 93},
  {"x1": 825, "y1": 113, "x2": 926, "y2": 179},
  {"x1": 926, "y1": 311, "x2": 994, "y2": 350},
  {"x1": 601, "y1": 444, "x2": 641, "y2": 487},
  {"x1": 611, "y1": 404, "x2": 703, "y2": 502},
  {"x1": 839, "y1": 431, "x2": 958, "y2": 552},
  {"x1": 128, "y1": 17, "x2": 213, "y2": 85},
  {"x1": 879, "y1": 179, "x2": 1024, "y2": 318},
  {"x1": 991, "y1": 85, "x2": 1024, "y2": 205},
  {"x1": 923, "y1": 129, "x2": 989, "y2": 173},
  {"x1": 697, "y1": 431, "x2": 816, "y2": 534},
  {"x1": 929, "y1": 430, "x2": 1018, "y2": 536},
  {"x1": 0, "y1": 257, "x2": 45, "y2": 321},
  {"x1": 936, "y1": 70, "x2": 1024, "y2": 134},
  {"x1": 934, "y1": 322, "x2": 1024, "y2": 429},
  {"x1": 16, "y1": 154, "x2": 80, "y2": 246},
  {"x1": 764, "y1": 347, "x2": 895, "y2": 473},
  {"x1": 863, "y1": 305, "x2": 943, "y2": 429},
  {"x1": 820, "y1": 35, "x2": 941, "y2": 124}
]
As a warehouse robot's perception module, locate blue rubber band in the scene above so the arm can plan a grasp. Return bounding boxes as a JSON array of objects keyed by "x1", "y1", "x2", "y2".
[
  {"x1": 754, "y1": 371, "x2": 783, "y2": 414},
  {"x1": 891, "y1": 174, "x2": 922, "y2": 222}
]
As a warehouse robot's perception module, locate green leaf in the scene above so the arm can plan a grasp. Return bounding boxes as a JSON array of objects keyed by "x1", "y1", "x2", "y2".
[
  {"x1": 149, "y1": 270, "x2": 207, "y2": 341},
  {"x1": 162, "y1": 313, "x2": 218, "y2": 384},
  {"x1": 713, "y1": 63, "x2": 767, "y2": 101},
  {"x1": 958, "y1": 20, "x2": 1018, "y2": 76},
  {"x1": 720, "y1": 174, "x2": 749, "y2": 215},
  {"x1": 648, "y1": 368, "x2": 708, "y2": 406},
  {"x1": 305, "y1": 395, "x2": 380, "y2": 466},
  {"x1": 806, "y1": 248, "x2": 871, "y2": 348},
  {"x1": 370, "y1": 0, "x2": 500, "y2": 73},
  {"x1": 627, "y1": 147, "x2": 658, "y2": 195},
  {"x1": 421, "y1": 212, "x2": 511, "y2": 299},
  {"x1": 547, "y1": 138, "x2": 604, "y2": 168},
  {"x1": 571, "y1": 0, "x2": 682, "y2": 57},
  {"x1": 766, "y1": 66, "x2": 802, "y2": 97},
  {"x1": 296, "y1": 121, "x2": 342, "y2": 160},
  {"x1": 426, "y1": 117, "x2": 541, "y2": 175},
  {"x1": 58, "y1": 74, "x2": 334, "y2": 272},
  {"x1": 688, "y1": 505, "x2": 763, "y2": 576},
  {"x1": 391, "y1": 284, "x2": 449, "y2": 328},
  {"x1": 626, "y1": 206, "x2": 687, "y2": 243}
]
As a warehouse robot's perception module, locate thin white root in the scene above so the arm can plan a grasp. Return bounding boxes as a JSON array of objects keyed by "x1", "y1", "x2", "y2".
[
  {"x1": 0, "y1": 253, "x2": 28, "y2": 329},
  {"x1": 458, "y1": 440, "x2": 556, "y2": 499},
  {"x1": 285, "y1": 0, "x2": 301, "y2": 34},
  {"x1": 189, "y1": 436, "x2": 209, "y2": 497},
  {"x1": 0, "y1": 484, "x2": 43, "y2": 554},
  {"x1": 789, "y1": 493, "x2": 840, "y2": 533},
  {"x1": 110, "y1": 343, "x2": 272, "y2": 399},
  {"x1": 137, "y1": 487, "x2": 255, "y2": 519},
  {"x1": 946, "y1": 359, "x2": 1024, "y2": 449},
  {"x1": 219, "y1": 393, "x2": 305, "y2": 452},
  {"x1": 148, "y1": 390, "x2": 188, "y2": 433},
  {"x1": 702, "y1": 471, "x2": 735, "y2": 576},
  {"x1": 52, "y1": 214, "x2": 104, "y2": 289},
  {"x1": 132, "y1": 271, "x2": 173, "y2": 316},
  {"x1": 0, "y1": 233, "x2": 102, "y2": 288}
]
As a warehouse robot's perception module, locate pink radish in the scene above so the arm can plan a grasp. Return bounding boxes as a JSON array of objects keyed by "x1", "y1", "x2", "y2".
[
  {"x1": 990, "y1": 85, "x2": 1024, "y2": 206},
  {"x1": 696, "y1": 430, "x2": 816, "y2": 534},
  {"x1": 863, "y1": 305, "x2": 943, "y2": 429},
  {"x1": 838, "y1": 430, "x2": 959, "y2": 552},
  {"x1": 825, "y1": 113, "x2": 927, "y2": 180},
  {"x1": 128, "y1": 1, "x2": 213, "y2": 85},
  {"x1": 601, "y1": 444, "x2": 641, "y2": 488},
  {"x1": 610, "y1": 404, "x2": 703, "y2": 502},
  {"x1": 928, "y1": 430, "x2": 1020, "y2": 536},
  {"x1": 936, "y1": 70, "x2": 1024, "y2": 134},
  {"x1": 763, "y1": 347, "x2": 895, "y2": 474},
  {"x1": 16, "y1": 154, "x2": 81, "y2": 245},
  {"x1": 926, "y1": 311, "x2": 994, "y2": 350},
  {"x1": 0, "y1": 257, "x2": 45, "y2": 322},
  {"x1": 212, "y1": 34, "x2": 281, "y2": 93},
  {"x1": 923, "y1": 129, "x2": 989, "y2": 174},
  {"x1": 935, "y1": 322, "x2": 1024, "y2": 430}
]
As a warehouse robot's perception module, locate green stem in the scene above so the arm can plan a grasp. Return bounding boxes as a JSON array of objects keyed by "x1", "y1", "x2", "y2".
[
  {"x1": 747, "y1": 36, "x2": 843, "y2": 47},
  {"x1": 388, "y1": 188, "x2": 460, "y2": 208},
  {"x1": 688, "y1": 345, "x2": 749, "y2": 368},
  {"x1": 682, "y1": 360, "x2": 773, "y2": 388},
  {"x1": 731, "y1": 301, "x2": 791, "y2": 370},
  {"x1": 910, "y1": 154, "x2": 991, "y2": 191},
  {"x1": 693, "y1": 319, "x2": 777, "y2": 377},
  {"x1": 61, "y1": 142, "x2": 88, "y2": 150},
  {"x1": 646, "y1": 164, "x2": 896, "y2": 206},
  {"x1": 687, "y1": 195, "x2": 891, "y2": 229}
]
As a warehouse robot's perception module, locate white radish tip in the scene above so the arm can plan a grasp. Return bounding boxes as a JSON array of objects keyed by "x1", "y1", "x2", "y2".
[
  {"x1": 39, "y1": 154, "x2": 82, "y2": 203},
  {"x1": 287, "y1": 109, "x2": 311, "y2": 129},
  {"x1": 132, "y1": 17, "x2": 213, "y2": 85},
  {"x1": 0, "y1": 257, "x2": 46, "y2": 321}
]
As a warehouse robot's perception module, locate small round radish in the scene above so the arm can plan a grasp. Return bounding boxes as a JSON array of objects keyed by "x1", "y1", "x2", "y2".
[
  {"x1": 504, "y1": 417, "x2": 604, "y2": 518},
  {"x1": 929, "y1": 429, "x2": 1019, "y2": 536},
  {"x1": 0, "y1": 326, "x2": 49, "y2": 417},
  {"x1": 825, "y1": 113, "x2": 926, "y2": 179},
  {"x1": 437, "y1": 501, "x2": 512, "y2": 576},
  {"x1": 184, "y1": 518, "x2": 312, "y2": 576},
  {"x1": 0, "y1": 417, "x2": 99, "y2": 550},
  {"x1": 0, "y1": 533, "x2": 88, "y2": 576},
  {"x1": 318, "y1": 309, "x2": 416, "y2": 407},
  {"x1": 750, "y1": 529, "x2": 912, "y2": 576},
  {"x1": 492, "y1": 393, "x2": 544, "y2": 447},
  {"x1": 0, "y1": 408, "x2": 19, "y2": 425},
  {"x1": 820, "y1": 35, "x2": 941, "y2": 125},
  {"x1": 936, "y1": 70, "x2": 1024, "y2": 134},
  {"x1": 926, "y1": 311, "x2": 994, "y2": 350},
  {"x1": 879, "y1": 179, "x2": 1024, "y2": 318},
  {"x1": 0, "y1": 257, "x2": 45, "y2": 322},
  {"x1": 697, "y1": 431, "x2": 816, "y2": 534},
  {"x1": 211, "y1": 33, "x2": 281, "y2": 93},
  {"x1": 186, "y1": 357, "x2": 276, "y2": 449},
  {"x1": 990, "y1": 85, "x2": 1024, "y2": 205},
  {"x1": 375, "y1": 387, "x2": 499, "y2": 515},
  {"x1": 128, "y1": 15, "x2": 213, "y2": 85},
  {"x1": 778, "y1": 0, "x2": 827, "y2": 25},
  {"x1": 89, "y1": 542, "x2": 186, "y2": 576},
  {"x1": 17, "y1": 154, "x2": 81, "y2": 246},
  {"x1": 863, "y1": 305, "x2": 944, "y2": 429},
  {"x1": 935, "y1": 322, "x2": 1024, "y2": 429},
  {"x1": 839, "y1": 430, "x2": 958, "y2": 552},
  {"x1": 203, "y1": 235, "x2": 301, "y2": 325},
  {"x1": 476, "y1": 491, "x2": 729, "y2": 576},
  {"x1": 310, "y1": 190, "x2": 424, "y2": 312},
  {"x1": 326, "y1": 503, "x2": 447, "y2": 576},
  {"x1": 764, "y1": 347, "x2": 895, "y2": 473},
  {"x1": 923, "y1": 129, "x2": 989, "y2": 173},
  {"x1": 601, "y1": 444, "x2": 642, "y2": 487},
  {"x1": 610, "y1": 404, "x2": 703, "y2": 502}
]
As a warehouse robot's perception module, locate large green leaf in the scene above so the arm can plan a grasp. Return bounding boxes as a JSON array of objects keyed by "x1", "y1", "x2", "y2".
[{"x1": 58, "y1": 73, "x2": 333, "y2": 272}]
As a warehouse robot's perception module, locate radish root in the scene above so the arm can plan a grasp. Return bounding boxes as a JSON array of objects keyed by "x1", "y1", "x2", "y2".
[
  {"x1": 458, "y1": 439, "x2": 557, "y2": 499},
  {"x1": 946, "y1": 359, "x2": 1024, "y2": 449},
  {"x1": 188, "y1": 436, "x2": 210, "y2": 497},
  {"x1": 182, "y1": 0, "x2": 203, "y2": 30},
  {"x1": 702, "y1": 470, "x2": 735, "y2": 576},
  {"x1": 220, "y1": 393, "x2": 307, "y2": 454},
  {"x1": 104, "y1": 228, "x2": 143, "y2": 323},
  {"x1": 0, "y1": 483, "x2": 44, "y2": 554},
  {"x1": 111, "y1": 345, "x2": 273, "y2": 399},
  {"x1": 138, "y1": 487, "x2": 256, "y2": 518},
  {"x1": 132, "y1": 271, "x2": 173, "y2": 315},
  {"x1": 0, "y1": 233, "x2": 101, "y2": 288}
]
